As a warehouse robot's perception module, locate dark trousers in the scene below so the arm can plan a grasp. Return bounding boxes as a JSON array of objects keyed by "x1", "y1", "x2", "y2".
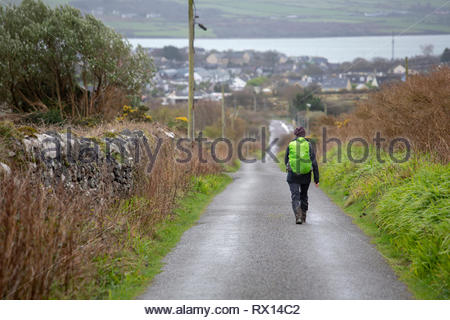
[{"x1": 288, "y1": 182, "x2": 309, "y2": 215}]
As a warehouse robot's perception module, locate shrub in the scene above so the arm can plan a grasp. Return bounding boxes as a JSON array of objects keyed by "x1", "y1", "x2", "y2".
[
  {"x1": 292, "y1": 89, "x2": 324, "y2": 112},
  {"x1": 117, "y1": 105, "x2": 152, "y2": 123},
  {"x1": 167, "y1": 117, "x2": 188, "y2": 132},
  {"x1": 317, "y1": 67, "x2": 450, "y2": 162},
  {"x1": 247, "y1": 77, "x2": 268, "y2": 87},
  {"x1": 26, "y1": 109, "x2": 64, "y2": 125},
  {"x1": 0, "y1": 121, "x2": 27, "y2": 165},
  {"x1": 441, "y1": 48, "x2": 450, "y2": 63},
  {"x1": 0, "y1": 0, "x2": 154, "y2": 119}
]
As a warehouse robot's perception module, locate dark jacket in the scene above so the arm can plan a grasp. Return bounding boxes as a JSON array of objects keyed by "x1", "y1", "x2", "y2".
[{"x1": 284, "y1": 138, "x2": 319, "y2": 185}]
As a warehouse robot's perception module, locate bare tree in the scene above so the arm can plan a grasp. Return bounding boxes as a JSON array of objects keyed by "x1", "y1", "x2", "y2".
[{"x1": 420, "y1": 44, "x2": 434, "y2": 56}]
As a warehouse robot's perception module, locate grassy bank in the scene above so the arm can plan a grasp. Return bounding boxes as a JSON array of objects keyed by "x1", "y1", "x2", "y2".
[
  {"x1": 320, "y1": 147, "x2": 449, "y2": 299},
  {"x1": 224, "y1": 159, "x2": 241, "y2": 173},
  {"x1": 97, "y1": 174, "x2": 232, "y2": 299},
  {"x1": 277, "y1": 151, "x2": 286, "y2": 172}
]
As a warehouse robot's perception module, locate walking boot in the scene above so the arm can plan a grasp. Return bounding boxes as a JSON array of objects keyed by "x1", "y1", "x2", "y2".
[
  {"x1": 301, "y1": 209, "x2": 307, "y2": 223},
  {"x1": 295, "y1": 205, "x2": 303, "y2": 224}
]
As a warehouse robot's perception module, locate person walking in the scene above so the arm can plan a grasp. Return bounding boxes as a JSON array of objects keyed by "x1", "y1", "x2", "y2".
[{"x1": 284, "y1": 127, "x2": 319, "y2": 224}]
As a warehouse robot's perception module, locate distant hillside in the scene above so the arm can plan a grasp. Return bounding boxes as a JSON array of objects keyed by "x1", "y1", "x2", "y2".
[{"x1": 9, "y1": 0, "x2": 450, "y2": 38}]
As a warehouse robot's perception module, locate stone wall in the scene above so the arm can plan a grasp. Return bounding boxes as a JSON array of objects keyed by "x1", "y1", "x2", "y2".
[{"x1": 2, "y1": 127, "x2": 176, "y2": 195}]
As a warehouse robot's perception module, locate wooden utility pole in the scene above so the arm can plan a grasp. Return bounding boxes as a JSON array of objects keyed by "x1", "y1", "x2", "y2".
[
  {"x1": 188, "y1": 0, "x2": 195, "y2": 140},
  {"x1": 405, "y1": 57, "x2": 409, "y2": 80},
  {"x1": 221, "y1": 84, "x2": 225, "y2": 138},
  {"x1": 306, "y1": 103, "x2": 311, "y2": 135},
  {"x1": 391, "y1": 31, "x2": 395, "y2": 61}
]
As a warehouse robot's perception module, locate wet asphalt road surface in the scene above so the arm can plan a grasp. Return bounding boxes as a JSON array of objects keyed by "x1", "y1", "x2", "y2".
[{"x1": 139, "y1": 121, "x2": 411, "y2": 300}]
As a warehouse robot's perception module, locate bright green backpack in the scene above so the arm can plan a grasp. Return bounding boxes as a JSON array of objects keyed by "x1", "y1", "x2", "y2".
[{"x1": 288, "y1": 137, "x2": 312, "y2": 175}]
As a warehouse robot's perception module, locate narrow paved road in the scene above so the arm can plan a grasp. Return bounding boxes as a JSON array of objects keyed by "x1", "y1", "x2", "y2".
[{"x1": 140, "y1": 121, "x2": 411, "y2": 300}]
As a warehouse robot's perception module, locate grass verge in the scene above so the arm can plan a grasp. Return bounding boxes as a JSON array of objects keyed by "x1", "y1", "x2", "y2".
[
  {"x1": 95, "y1": 173, "x2": 233, "y2": 299},
  {"x1": 223, "y1": 159, "x2": 241, "y2": 173},
  {"x1": 103, "y1": 147, "x2": 270, "y2": 299},
  {"x1": 319, "y1": 147, "x2": 449, "y2": 299},
  {"x1": 277, "y1": 151, "x2": 286, "y2": 172}
]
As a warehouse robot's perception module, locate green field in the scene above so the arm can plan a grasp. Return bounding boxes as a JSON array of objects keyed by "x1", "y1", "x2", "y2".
[{"x1": 7, "y1": 0, "x2": 450, "y2": 38}]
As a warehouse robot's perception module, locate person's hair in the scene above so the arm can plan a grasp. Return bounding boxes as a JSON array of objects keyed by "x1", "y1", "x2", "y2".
[{"x1": 294, "y1": 127, "x2": 306, "y2": 137}]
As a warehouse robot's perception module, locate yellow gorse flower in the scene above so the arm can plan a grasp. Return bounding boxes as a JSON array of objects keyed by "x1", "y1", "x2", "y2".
[
  {"x1": 175, "y1": 116, "x2": 188, "y2": 122},
  {"x1": 335, "y1": 119, "x2": 350, "y2": 129}
]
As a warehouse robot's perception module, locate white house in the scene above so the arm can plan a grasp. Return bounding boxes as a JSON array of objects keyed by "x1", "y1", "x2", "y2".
[
  {"x1": 262, "y1": 87, "x2": 273, "y2": 95},
  {"x1": 166, "y1": 90, "x2": 205, "y2": 105},
  {"x1": 366, "y1": 74, "x2": 379, "y2": 88},
  {"x1": 393, "y1": 65, "x2": 406, "y2": 74},
  {"x1": 230, "y1": 77, "x2": 247, "y2": 91},
  {"x1": 206, "y1": 92, "x2": 232, "y2": 102},
  {"x1": 356, "y1": 83, "x2": 368, "y2": 90},
  {"x1": 301, "y1": 75, "x2": 313, "y2": 84}
]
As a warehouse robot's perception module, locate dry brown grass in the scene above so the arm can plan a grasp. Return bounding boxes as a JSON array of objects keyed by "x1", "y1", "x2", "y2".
[
  {"x1": 149, "y1": 101, "x2": 222, "y2": 133},
  {"x1": 316, "y1": 67, "x2": 450, "y2": 162},
  {"x1": 0, "y1": 173, "x2": 109, "y2": 299},
  {"x1": 0, "y1": 122, "x2": 220, "y2": 299}
]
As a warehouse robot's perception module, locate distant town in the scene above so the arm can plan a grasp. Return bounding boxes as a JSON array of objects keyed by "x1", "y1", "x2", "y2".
[{"x1": 144, "y1": 45, "x2": 448, "y2": 107}]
